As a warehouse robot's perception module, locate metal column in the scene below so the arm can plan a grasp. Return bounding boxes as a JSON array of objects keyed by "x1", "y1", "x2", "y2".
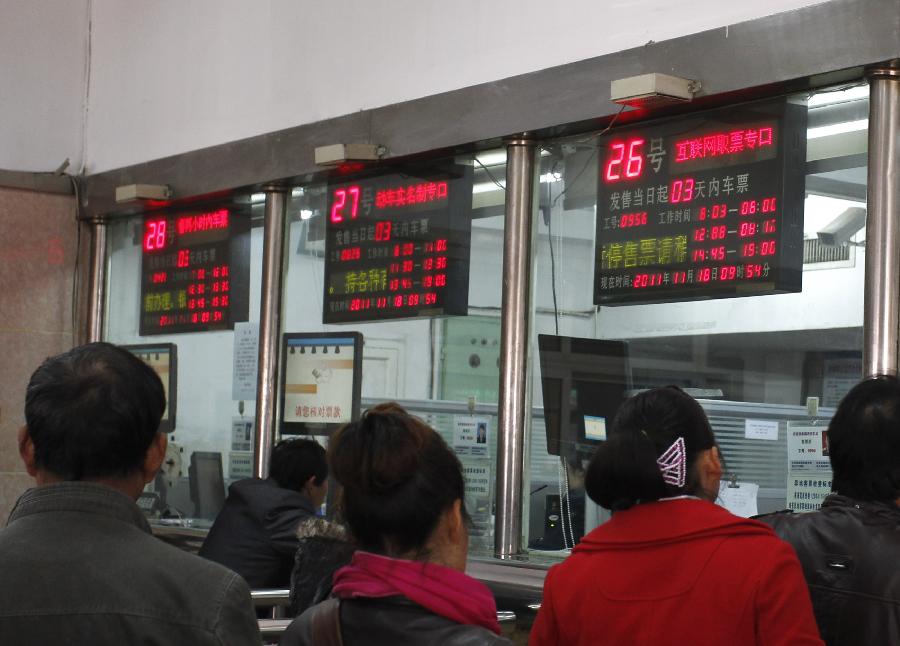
[
  {"x1": 495, "y1": 136, "x2": 538, "y2": 559},
  {"x1": 253, "y1": 185, "x2": 290, "y2": 479},
  {"x1": 86, "y1": 217, "x2": 107, "y2": 343},
  {"x1": 863, "y1": 62, "x2": 900, "y2": 377}
]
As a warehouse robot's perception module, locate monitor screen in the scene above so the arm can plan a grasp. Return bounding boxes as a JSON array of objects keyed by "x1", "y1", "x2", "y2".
[
  {"x1": 538, "y1": 335, "x2": 630, "y2": 457},
  {"x1": 188, "y1": 451, "x2": 225, "y2": 521},
  {"x1": 583, "y1": 415, "x2": 608, "y2": 441},
  {"x1": 280, "y1": 333, "x2": 363, "y2": 435},
  {"x1": 122, "y1": 343, "x2": 177, "y2": 433}
]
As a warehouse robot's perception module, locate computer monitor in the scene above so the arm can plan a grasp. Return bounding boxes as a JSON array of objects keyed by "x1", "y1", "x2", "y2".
[
  {"x1": 122, "y1": 343, "x2": 177, "y2": 433},
  {"x1": 280, "y1": 332, "x2": 363, "y2": 436},
  {"x1": 538, "y1": 334, "x2": 631, "y2": 458},
  {"x1": 188, "y1": 451, "x2": 226, "y2": 521}
]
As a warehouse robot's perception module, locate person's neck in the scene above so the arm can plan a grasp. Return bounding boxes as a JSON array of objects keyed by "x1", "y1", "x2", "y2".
[
  {"x1": 392, "y1": 544, "x2": 466, "y2": 572},
  {"x1": 34, "y1": 470, "x2": 144, "y2": 501}
]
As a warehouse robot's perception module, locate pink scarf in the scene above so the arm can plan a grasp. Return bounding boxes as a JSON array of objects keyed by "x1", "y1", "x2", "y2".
[{"x1": 331, "y1": 551, "x2": 502, "y2": 635}]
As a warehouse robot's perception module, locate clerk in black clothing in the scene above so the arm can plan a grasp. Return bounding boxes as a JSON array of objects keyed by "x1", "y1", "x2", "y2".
[{"x1": 199, "y1": 438, "x2": 328, "y2": 589}]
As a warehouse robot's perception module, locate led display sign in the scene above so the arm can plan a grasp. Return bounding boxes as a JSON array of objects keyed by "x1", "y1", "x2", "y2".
[
  {"x1": 323, "y1": 166, "x2": 473, "y2": 323},
  {"x1": 594, "y1": 98, "x2": 807, "y2": 305},
  {"x1": 140, "y1": 206, "x2": 250, "y2": 335}
]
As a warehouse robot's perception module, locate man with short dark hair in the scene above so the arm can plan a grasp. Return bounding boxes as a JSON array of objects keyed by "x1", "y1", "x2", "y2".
[
  {"x1": 0, "y1": 342, "x2": 260, "y2": 645},
  {"x1": 200, "y1": 438, "x2": 328, "y2": 588},
  {"x1": 762, "y1": 376, "x2": 900, "y2": 645}
]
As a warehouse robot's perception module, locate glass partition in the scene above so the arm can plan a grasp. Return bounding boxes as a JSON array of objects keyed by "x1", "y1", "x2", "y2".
[
  {"x1": 282, "y1": 151, "x2": 506, "y2": 556},
  {"x1": 526, "y1": 84, "x2": 868, "y2": 556},
  {"x1": 104, "y1": 196, "x2": 265, "y2": 524}
]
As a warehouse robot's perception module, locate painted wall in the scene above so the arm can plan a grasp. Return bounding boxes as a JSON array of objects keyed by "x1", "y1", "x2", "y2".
[
  {"x1": 0, "y1": 0, "x2": 89, "y2": 172},
  {"x1": 0, "y1": 0, "x2": 839, "y2": 173}
]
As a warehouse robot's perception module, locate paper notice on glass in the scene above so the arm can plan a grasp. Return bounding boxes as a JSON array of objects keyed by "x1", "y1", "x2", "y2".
[
  {"x1": 232, "y1": 322, "x2": 259, "y2": 401},
  {"x1": 717, "y1": 482, "x2": 759, "y2": 518},
  {"x1": 453, "y1": 416, "x2": 490, "y2": 457},
  {"x1": 786, "y1": 424, "x2": 833, "y2": 512},
  {"x1": 745, "y1": 418, "x2": 779, "y2": 441}
]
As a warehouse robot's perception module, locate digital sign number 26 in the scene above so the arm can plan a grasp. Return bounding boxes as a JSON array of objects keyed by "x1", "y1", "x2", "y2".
[
  {"x1": 604, "y1": 138, "x2": 645, "y2": 182},
  {"x1": 331, "y1": 186, "x2": 361, "y2": 223}
]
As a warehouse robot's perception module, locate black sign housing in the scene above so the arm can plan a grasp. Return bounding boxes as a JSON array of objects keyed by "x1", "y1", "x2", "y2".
[{"x1": 594, "y1": 98, "x2": 807, "y2": 305}]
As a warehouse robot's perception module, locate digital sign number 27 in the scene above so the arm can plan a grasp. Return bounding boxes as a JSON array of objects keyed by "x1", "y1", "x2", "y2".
[{"x1": 331, "y1": 186, "x2": 360, "y2": 223}]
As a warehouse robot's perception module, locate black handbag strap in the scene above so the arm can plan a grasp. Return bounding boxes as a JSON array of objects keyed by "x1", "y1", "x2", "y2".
[{"x1": 310, "y1": 597, "x2": 343, "y2": 646}]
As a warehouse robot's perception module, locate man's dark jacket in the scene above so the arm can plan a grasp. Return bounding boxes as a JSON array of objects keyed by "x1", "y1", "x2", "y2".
[
  {"x1": 761, "y1": 494, "x2": 900, "y2": 645},
  {"x1": 200, "y1": 477, "x2": 316, "y2": 588},
  {"x1": 0, "y1": 482, "x2": 260, "y2": 645}
]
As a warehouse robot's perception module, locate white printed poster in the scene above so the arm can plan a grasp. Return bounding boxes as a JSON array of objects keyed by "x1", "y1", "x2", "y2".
[
  {"x1": 232, "y1": 322, "x2": 259, "y2": 401},
  {"x1": 453, "y1": 416, "x2": 490, "y2": 457},
  {"x1": 717, "y1": 482, "x2": 759, "y2": 518},
  {"x1": 462, "y1": 460, "x2": 493, "y2": 549},
  {"x1": 231, "y1": 418, "x2": 253, "y2": 452},
  {"x1": 786, "y1": 424, "x2": 833, "y2": 512}
]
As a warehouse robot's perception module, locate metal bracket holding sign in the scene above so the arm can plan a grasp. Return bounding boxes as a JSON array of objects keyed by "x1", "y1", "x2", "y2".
[{"x1": 279, "y1": 332, "x2": 363, "y2": 436}]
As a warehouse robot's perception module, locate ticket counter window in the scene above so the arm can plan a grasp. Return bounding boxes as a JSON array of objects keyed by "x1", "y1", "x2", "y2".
[
  {"x1": 526, "y1": 84, "x2": 868, "y2": 556},
  {"x1": 282, "y1": 151, "x2": 506, "y2": 557},
  {"x1": 104, "y1": 199, "x2": 264, "y2": 525}
]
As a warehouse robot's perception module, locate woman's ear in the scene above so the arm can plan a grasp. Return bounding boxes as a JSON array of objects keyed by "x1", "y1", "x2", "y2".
[
  {"x1": 447, "y1": 498, "x2": 465, "y2": 543},
  {"x1": 697, "y1": 447, "x2": 723, "y2": 500}
]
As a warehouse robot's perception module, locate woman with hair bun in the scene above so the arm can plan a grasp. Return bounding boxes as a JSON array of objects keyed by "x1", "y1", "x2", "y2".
[
  {"x1": 281, "y1": 403, "x2": 511, "y2": 646},
  {"x1": 531, "y1": 386, "x2": 823, "y2": 646}
]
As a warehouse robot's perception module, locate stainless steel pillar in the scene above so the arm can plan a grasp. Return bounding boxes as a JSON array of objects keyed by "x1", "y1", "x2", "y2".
[
  {"x1": 253, "y1": 186, "x2": 290, "y2": 479},
  {"x1": 86, "y1": 217, "x2": 107, "y2": 343},
  {"x1": 863, "y1": 62, "x2": 900, "y2": 377},
  {"x1": 495, "y1": 136, "x2": 538, "y2": 559}
]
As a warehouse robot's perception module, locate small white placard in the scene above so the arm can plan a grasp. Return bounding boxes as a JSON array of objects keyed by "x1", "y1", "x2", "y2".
[
  {"x1": 453, "y1": 416, "x2": 490, "y2": 457},
  {"x1": 231, "y1": 418, "x2": 254, "y2": 452},
  {"x1": 232, "y1": 322, "x2": 259, "y2": 401},
  {"x1": 717, "y1": 481, "x2": 759, "y2": 518},
  {"x1": 745, "y1": 418, "x2": 779, "y2": 441}
]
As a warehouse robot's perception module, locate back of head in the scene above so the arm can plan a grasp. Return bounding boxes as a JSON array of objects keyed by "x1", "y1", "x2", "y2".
[
  {"x1": 270, "y1": 438, "x2": 327, "y2": 490},
  {"x1": 585, "y1": 386, "x2": 716, "y2": 511},
  {"x1": 24, "y1": 342, "x2": 166, "y2": 480},
  {"x1": 328, "y1": 402, "x2": 466, "y2": 556},
  {"x1": 828, "y1": 376, "x2": 900, "y2": 503}
]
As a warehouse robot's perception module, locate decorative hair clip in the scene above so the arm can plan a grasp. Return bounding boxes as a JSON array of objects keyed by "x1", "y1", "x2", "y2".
[{"x1": 656, "y1": 437, "x2": 686, "y2": 488}]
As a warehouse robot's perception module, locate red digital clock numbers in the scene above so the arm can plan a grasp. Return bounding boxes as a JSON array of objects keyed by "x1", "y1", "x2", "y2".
[{"x1": 603, "y1": 138, "x2": 645, "y2": 182}]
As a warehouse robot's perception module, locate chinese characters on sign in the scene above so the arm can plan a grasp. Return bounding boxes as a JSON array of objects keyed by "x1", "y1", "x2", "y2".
[
  {"x1": 594, "y1": 99, "x2": 807, "y2": 305},
  {"x1": 323, "y1": 168, "x2": 473, "y2": 323},
  {"x1": 787, "y1": 424, "x2": 833, "y2": 512},
  {"x1": 140, "y1": 207, "x2": 250, "y2": 335},
  {"x1": 281, "y1": 334, "x2": 362, "y2": 435}
]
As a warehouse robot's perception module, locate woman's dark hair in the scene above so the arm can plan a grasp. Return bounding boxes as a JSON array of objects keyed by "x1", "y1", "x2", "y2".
[
  {"x1": 270, "y1": 438, "x2": 327, "y2": 490},
  {"x1": 585, "y1": 386, "x2": 716, "y2": 511},
  {"x1": 24, "y1": 342, "x2": 166, "y2": 480},
  {"x1": 328, "y1": 402, "x2": 466, "y2": 556},
  {"x1": 828, "y1": 376, "x2": 900, "y2": 503}
]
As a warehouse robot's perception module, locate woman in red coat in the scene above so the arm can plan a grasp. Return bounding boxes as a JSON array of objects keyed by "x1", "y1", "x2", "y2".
[{"x1": 531, "y1": 386, "x2": 822, "y2": 646}]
